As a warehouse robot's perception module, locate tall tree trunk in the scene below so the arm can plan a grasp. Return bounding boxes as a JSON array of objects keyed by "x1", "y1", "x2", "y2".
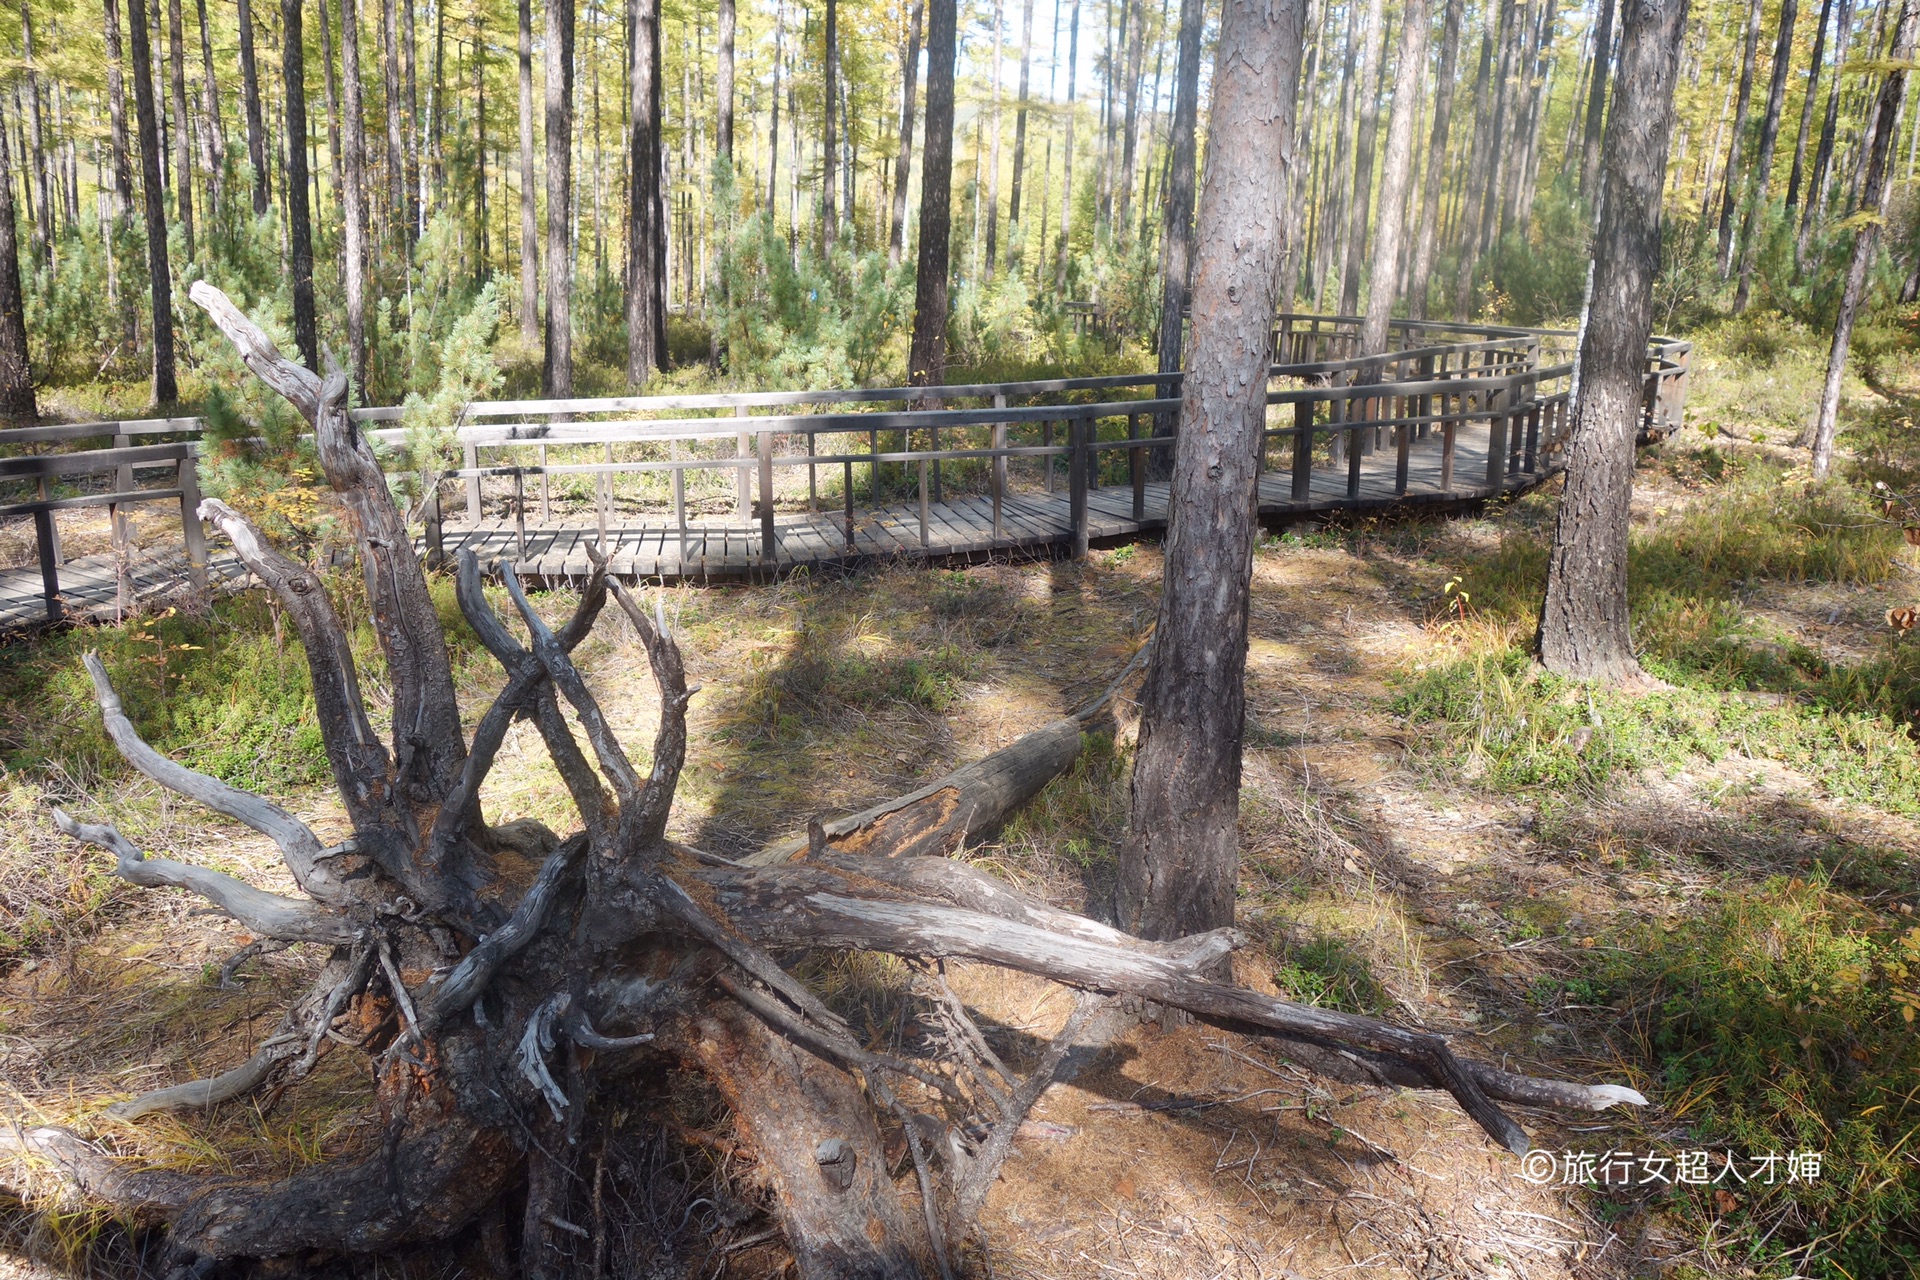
[
  {"x1": 381, "y1": 0, "x2": 407, "y2": 243},
  {"x1": 194, "y1": 0, "x2": 225, "y2": 219},
  {"x1": 983, "y1": 0, "x2": 1004, "y2": 276},
  {"x1": 284, "y1": 0, "x2": 318, "y2": 370},
  {"x1": 104, "y1": 0, "x2": 139, "y2": 345},
  {"x1": 239, "y1": 0, "x2": 271, "y2": 214},
  {"x1": 888, "y1": 0, "x2": 922, "y2": 266},
  {"x1": 404, "y1": 0, "x2": 420, "y2": 233},
  {"x1": 1733, "y1": 0, "x2": 1800, "y2": 311},
  {"x1": 473, "y1": 3, "x2": 488, "y2": 279},
  {"x1": 717, "y1": 0, "x2": 735, "y2": 162},
  {"x1": 430, "y1": 0, "x2": 445, "y2": 211},
  {"x1": 1115, "y1": 0, "x2": 1146, "y2": 241},
  {"x1": 1451, "y1": 16, "x2": 1494, "y2": 315},
  {"x1": 1054, "y1": 0, "x2": 1081, "y2": 291},
  {"x1": 1811, "y1": 0, "x2": 1918, "y2": 477},
  {"x1": 1785, "y1": 0, "x2": 1835, "y2": 222},
  {"x1": 1151, "y1": 0, "x2": 1202, "y2": 472},
  {"x1": 626, "y1": 0, "x2": 666, "y2": 381},
  {"x1": 1008, "y1": 0, "x2": 1034, "y2": 258},
  {"x1": 166, "y1": 0, "x2": 196, "y2": 259},
  {"x1": 1120, "y1": 0, "x2": 1305, "y2": 942},
  {"x1": 0, "y1": 100, "x2": 36, "y2": 420},
  {"x1": 319, "y1": 0, "x2": 343, "y2": 210},
  {"x1": 342, "y1": 0, "x2": 370, "y2": 391},
  {"x1": 1407, "y1": 0, "x2": 1460, "y2": 320},
  {"x1": 543, "y1": 0, "x2": 573, "y2": 395},
  {"x1": 127, "y1": 0, "x2": 179, "y2": 402},
  {"x1": 1339, "y1": 0, "x2": 1388, "y2": 316},
  {"x1": 1799, "y1": 0, "x2": 1853, "y2": 266},
  {"x1": 1715, "y1": 0, "x2": 1762, "y2": 274},
  {"x1": 1358, "y1": 0, "x2": 1428, "y2": 361},
  {"x1": 907, "y1": 0, "x2": 956, "y2": 386},
  {"x1": 1579, "y1": 0, "x2": 1615, "y2": 199},
  {"x1": 19, "y1": 2, "x2": 52, "y2": 260},
  {"x1": 1537, "y1": 0, "x2": 1689, "y2": 683},
  {"x1": 822, "y1": 0, "x2": 838, "y2": 254},
  {"x1": 517, "y1": 0, "x2": 539, "y2": 343}
]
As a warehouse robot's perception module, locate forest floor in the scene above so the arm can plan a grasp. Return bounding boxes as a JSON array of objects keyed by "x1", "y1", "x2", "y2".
[{"x1": 4, "y1": 318, "x2": 1919, "y2": 1278}]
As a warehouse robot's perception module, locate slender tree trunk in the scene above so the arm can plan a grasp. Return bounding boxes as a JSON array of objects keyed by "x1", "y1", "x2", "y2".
[
  {"x1": 194, "y1": 0, "x2": 224, "y2": 214},
  {"x1": 1811, "y1": 0, "x2": 1918, "y2": 477},
  {"x1": 543, "y1": 0, "x2": 574, "y2": 395},
  {"x1": 1120, "y1": 0, "x2": 1305, "y2": 942},
  {"x1": 888, "y1": 0, "x2": 922, "y2": 266},
  {"x1": 1537, "y1": 0, "x2": 1690, "y2": 683},
  {"x1": 342, "y1": 0, "x2": 370, "y2": 391},
  {"x1": 19, "y1": 2, "x2": 52, "y2": 260},
  {"x1": 166, "y1": 0, "x2": 196, "y2": 259},
  {"x1": 404, "y1": 0, "x2": 420, "y2": 233},
  {"x1": 0, "y1": 100, "x2": 36, "y2": 420},
  {"x1": 1733, "y1": 0, "x2": 1800, "y2": 310},
  {"x1": 1339, "y1": 0, "x2": 1387, "y2": 317},
  {"x1": 983, "y1": 0, "x2": 1004, "y2": 276},
  {"x1": 517, "y1": 0, "x2": 539, "y2": 343},
  {"x1": 103, "y1": 0, "x2": 139, "y2": 344},
  {"x1": 1715, "y1": 0, "x2": 1762, "y2": 274},
  {"x1": 473, "y1": 5, "x2": 488, "y2": 279},
  {"x1": 1054, "y1": 0, "x2": 1081, "y2": 290},
  {"x1": 1151, "y1": 0, "x2": 1202, "y2": 472},
  {"x1": 1408, "y1": 0, "x2": 1460, "y2": 320},
  {"x1": 430, "y1": 0, "x2": 445, "y2": 210},
  {"x1": 627, "y1": 0, "x2": 666, "y2": 380},
  {"x1": 907, "y1": 0, "x2": 956, "y2": 385},
  {"x1": 320, "y1": 0, "x2": 343, "y2": 210},
  {"x1": 717, "y1": 0, "x2": 735, "y2": 161},
  {"x1": 1579, "y1": 0, "x2": 1616, "y2": 199},
  {"x1": 1008, "y1": 0, "x2": 1034, "y2": 257},
  {"x1": 823, "y1": 0, "x2": 838, "y2": 254},
  {"x1": 1786, "y1": 0, "x2": 1834, "y2": 220},
  {"x1": 1452, "y1": 18, "x2": 1493, "y2": 315},
  {"x1": 238, "y1": 0, "x2": 271, "y2": 215},
  {"x1": 283, "y1": 0, "x2": 318, "y2": 370},
  {"x1": 127, "y1": 0, "x2": 178, "y2": 402},
  {"x1": 381, "y1": 0, "x2": 406, "y2": 243},
  {"x1": 1357, "y1": 0, "x2": 1428, "y2": 361},
  {"x1": 1799, "y1": 0, "x2": 1852, "y2": 267}
]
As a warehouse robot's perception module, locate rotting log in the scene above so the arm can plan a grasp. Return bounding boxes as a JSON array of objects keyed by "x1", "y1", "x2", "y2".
[{"x1": 7, "y1": 286, "x2": 1646, "y2": 1277}]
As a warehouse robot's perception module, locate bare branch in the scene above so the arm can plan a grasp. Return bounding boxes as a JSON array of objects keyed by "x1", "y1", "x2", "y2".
[
  {"x1": 79, "y1": 653, "x2": 343, "y2": 903},
  {"x1": 51, "y1": 808, "x2": 353, "y2": 945},
  {"x1": 186, "y1": 281, "x2": 323, "y2": 420},
  {"x1": 500, "y1": 563, "x2": 641, "y2": 801},
  {"x1": 517, "y1": 993, "x2": 573, "y2": 1123},
  {"x1": 606, "y1": 580, "x2": 692, "y2": 844}
]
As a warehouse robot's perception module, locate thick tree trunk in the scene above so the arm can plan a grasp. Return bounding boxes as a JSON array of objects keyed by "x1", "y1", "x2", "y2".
[
  {"x1": 1715, "y1": 0, "x2": 1762, "y2": 274},
  {"x1": 0, "y1": 103, "x2": 35, "y2": 421},
  {"x1": 283, "y1": 0, "x2": 319, "y2": 371},
  {"x1": 1579, "y1": 0, "x2": 1615, "y2": 200},
  {"x1": 1119, "y1": 0, "x2": 1305, "y2": 943},
  {"x1": 888, "y1": 0, "x2": 923, "y2": 267},
  {"x1": 1537, "y1": 0, "x2": 1689, "y2": 683},
  {"x1": 1339, "y1": 0, "x2": 1387, "y2": 317},
  {"x1": 1786, "y1": 0, "x2": 1837, "y2": 221},
  {"x1": 1407, "y1": 0, "x2": 1460, "y2": 321},
  {"x1": 517, "y1": 0, "x2": 539, "y2": 344},
  {"x1": 1811, "y1": 0, "x2": 1918, "y2": 477},
  {"x1": 717, "y1": 0, "x2": 735, "y2": 162},
  {"x1": 1733, "y1": 0, "x2": 1800, "y2": 312},
  {"x1": 907, "y1": 0, "x2": 956, "y2": 387},
  {"x1": 126, "y1": 0, "x2": 178, "y2": 403},
  {"x1": 166, "y1": 0, "x2": 196, "y2": 260},
  {"x1": 239, "y1": 0, "x2": 271, "y2": 215},
  {"x1": 543, "y1": 0, "x2": 574, "y2": 396},
  {"x1": 1357, "y1": 0, "x2": 1428, "y2": 363},
  {"x1": 626, "y1": 0, "x2": 667, "y2": 382},
  {"x1": 1150, "y1": 0, "x2": 1202, "y2": 475},
  {"x1": 342, "y1": 0, "x2": 371, "y2": 392}
]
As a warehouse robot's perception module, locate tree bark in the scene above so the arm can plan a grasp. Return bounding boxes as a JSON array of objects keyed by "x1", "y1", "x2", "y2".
[
  {"x1": 342, "y1": 0, "x2": 371, "y2": 392},
  {"x1": 717, "y1": 0, "x2": 735, "y2": 162},
  {"x1": 907, "y1": 0, "x2": 956, "y2": 387},
  {"x1": 193, "y1": 0, "x2": 224, "y2": 218},
  {"x1": 823, "y1": 0, "x2": 839, "y2": 255},
  {"x1": 1053, "y1": 0, "x2": 1081, "y2": 292},
  {"x1": 1407, "y1": 0, "x2": 1460, "y2": 320},
  {"x1": 517, "y1": 0, "x2": 539, "y2": 344},
  {"x1": 1733, "y1": 0, "x2": 1800, "y2": 311},
  {"x1": 543, "y1": 0, "x2": 574, "y2": 396},
  {"x1": 126, "y1": 0, "x2": 179, "y2": 403},
  {"x1": 239, "y1": 0, "x2": 271, "y2": 215},
  {"x1": 1357, "y1": 0, "x2": 1428, "y2": 363},
  {"x1": 166, "y1": 0, "x2": 196, "y2": 260},
  {"x1": 1451, "y1": 14, "x2": 1494, "y2": 316},
  {"x1": 1537, "y1": 0, "x2": 1690, "y2": 683},
  {"x1": 888, "y1": 0, "x2": 922, "y2": 267},
  {"x1": 1150, "y1": 0, "x2": 1202, "y2": 472},
  {"x1": 1008, "y1": 0, "x2": 1034, "y2": 256},
  {"x1": 283, "y1": 0, "x2": 319, "y2": 371},
  {"x1": 1798, "y1": 0, "x2": 1853, "y2": 268},
  {"x1": 19, "y1": 2, "x2": 52, "y2": 258},
  {"x1": 1715, "y1": 0, "x2": 1762, "y2": 275},
  {"x1": 1579, "y1": 0, "x2": 1616, "y2": 200},
  {"x1": 381, "y1": 0, "x2": 407, "y2": 243},
  {"x1": 1339, "y1": 0, "x2": 1387, "y2": 317},
  {"x1": 983, "y1": 0, "x2": 1004, "y2": 276},
  {"x1": 319, "y1": 0, "x2": 343, "y2": 210},
  {"x1": 1785, "y1": 0, "x2": 1837, "y2": 221},
  {"x1": 626, "y1": 0, "x2": 666, "y2": 381},
  {"x1": 1119, "y1": 0, "x2": 1305, "y2": 943},
  {"x1": 1811, "y1": 0, "x2": 1918, "y2": 477},
  {"x1": 0, "y1": 101, "x2": 36, "y2": 421}
]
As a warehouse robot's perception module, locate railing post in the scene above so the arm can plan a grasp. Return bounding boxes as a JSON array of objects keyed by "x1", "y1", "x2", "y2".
[
  {"x1": 539, "y1": 443, "x2": 552, "y2": 520},
  {"x1": 758, "y1": 428, "x2": 776, "y2": 564},
  {"x1": 843, "y1": 459, "x2": 856, "y2": 551},
  {"x1": 736, "y1": 407, "x2": 752, "y2": 522},
  {"x1": 464, "y1": 440, "x2": 481, "y2": 520},
  {"x1": 1346, "y1": 390, "x2": 1364, "y2": 500},
  {"x1": 513, "y1": 468, "x2": 528, "y2": 559},
  {"x1": 424, "y1": 487, "x2": 446, "y2": 569},
  {"x1": 1291, "y1": 399, "x2": 1314, "y2": 501},
  {"x1": 598, "y1": 442, "x2": 612, "y2": 551},
  {"x1": 1069, "y1": 418, "x2": 1089, "y2": 558},
  {"x1": 1128, "y1": 412, "x2": 1144, "y2": 521},
  {"x1": 1441, "y1": 391, "x2": 1457, "y2": 493},
  {"x1": 34, "y1": 506, "x2": 61, "y2": 622},
  {"x1": 1395, "y1": 397, "x2": 1412, "y2": 496},
  {"x1": 1485, "y1": 380, "x2": 1509, "y2": 489},
  {"x1": 113, "y1": 431, "x2": 133, "y2": 554},
  {"x1": 179, "y1": 450, "x2": 208, "y2": 591},
  {"x1": 918, "y1": 458, "x2": 930, "y2": 548},
  {"x1": 1043, "y1": 420, "x2": 1055, "y2": 493},
  {"x1": 994, "y1": 392, "x2": 1009, "y2": 539},
  {"x1": 674, "y1": 465, "x2": 688, "y2": 560}
]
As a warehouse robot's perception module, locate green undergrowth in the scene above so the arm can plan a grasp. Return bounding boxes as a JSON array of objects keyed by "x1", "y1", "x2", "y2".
[{"x1": 1602, "y1": 878, "x2": 1920, "y2": 1278}]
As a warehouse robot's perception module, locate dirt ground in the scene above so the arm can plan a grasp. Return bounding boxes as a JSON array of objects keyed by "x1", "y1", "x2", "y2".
[{"x1": 4, "y1": 466, "x2": 1905, "y2": 1277}]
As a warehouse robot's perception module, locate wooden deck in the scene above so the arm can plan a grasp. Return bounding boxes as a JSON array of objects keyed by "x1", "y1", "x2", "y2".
[{"x1": 0, "y1": 422, "x2": 1536, "y2": 629}]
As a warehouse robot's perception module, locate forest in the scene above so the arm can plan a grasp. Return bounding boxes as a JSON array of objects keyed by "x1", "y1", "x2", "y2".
[{"x1": 2, "y1": 0, "x2": 1920, "y2": 1276}]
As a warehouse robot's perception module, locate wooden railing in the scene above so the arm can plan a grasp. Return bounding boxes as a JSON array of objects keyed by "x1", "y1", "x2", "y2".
[{"x1": 0, "y1": 317, "x2": 1690, "y2": 623}]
